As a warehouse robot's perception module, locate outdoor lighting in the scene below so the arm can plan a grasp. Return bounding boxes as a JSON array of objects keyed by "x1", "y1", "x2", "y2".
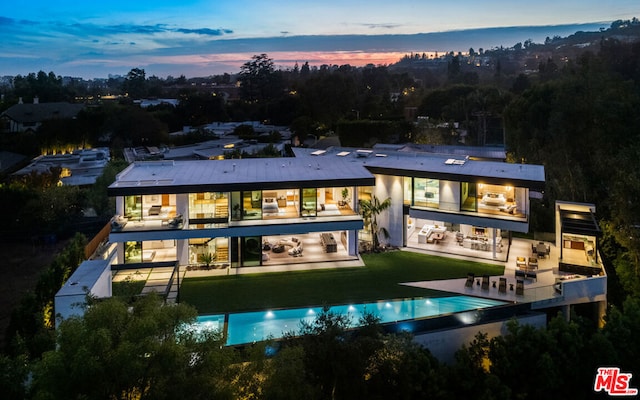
[{"x1": 265, "y1": 311, "x2": 274, "y2": 318}]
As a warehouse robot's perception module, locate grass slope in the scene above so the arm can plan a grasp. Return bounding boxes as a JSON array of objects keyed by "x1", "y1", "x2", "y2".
[{"x1": 180, "y1": 250, "x2": 504, "y2": 314}]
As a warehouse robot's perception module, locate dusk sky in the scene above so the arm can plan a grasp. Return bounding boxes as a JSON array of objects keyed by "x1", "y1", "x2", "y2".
[{"x1": 1, "y1": 1, "x2": 638, "y2": 79}]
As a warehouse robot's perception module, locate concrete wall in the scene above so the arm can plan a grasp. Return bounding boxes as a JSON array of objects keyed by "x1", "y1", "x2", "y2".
[
  {"x1": 373, "y1": 174, "x2": 404, "y2": 247},
  {"x1": 439, "y1": 180, "x2": 460, "y2": 212},
  {"x1": 413, "y1": 313, "x2": 547, "y2": 364},
  {"x1": 55, "y1": 259, "x2": 113, "y2": 328}
]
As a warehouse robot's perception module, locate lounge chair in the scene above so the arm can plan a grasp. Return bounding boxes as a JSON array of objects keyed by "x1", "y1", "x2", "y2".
[
  {"x1": 515, "y1": 280, "x2": 524, "y2": 296},
  {"x1": 465, "y1": 273, "x2": 475, "y2": 288},
  {"x1": 528, "y1": 257, "x2": 538, "y2": 269},
  {"x1": 525, "y1": 269, "x2": 537, "y2": 281},
  {"x1": 481, "y1": 275, "x2": 490, "y2": 290},
  {"x1": 498, "y1": 277, "x2": 507, "y2": 294},
  {"x1": 516, "y1": 256, "x2": 527, "y2": 268}
]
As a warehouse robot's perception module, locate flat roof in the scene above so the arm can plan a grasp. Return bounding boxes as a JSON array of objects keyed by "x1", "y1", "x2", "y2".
[
  {"x1": 293, "y1": 146, "x2": 545, "y2": 190},
  {"x1": 560, "y1": 209, "x2": 602, "y2": 237},
  {"x1": 108, "y1": 158, "x2": 376, "y2": 195},
  {"x1": 56, "y1": 259, "x2": 109, "y2": 297}
]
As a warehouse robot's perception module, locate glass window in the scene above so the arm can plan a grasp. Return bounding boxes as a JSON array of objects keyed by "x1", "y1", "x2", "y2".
[
  {"x1": 124, "y1": 241, "x2": 142, "y2": 263},
  {"x1": 124, "y1": 195, "x2": 142, "y2": 221},
  {"x1": 413, "y1": 178, "x2": 439, "y2": 208},
  {"x1": 403, "y1": 176, "x2": 412, "y2": 205},
  {"x1": 243, "y1": 191, "x2": 262, "y2": 220},
  {"x1": 242, "y1": 236, "x2": 261, "y2": 267},
  {"x1": 461, "y1": 182, "x2": 477, "y2": 212},
  {"x1": 189, "y1": 192, "x2": 229, "y2": 220},
  {"x1": 231, "y1": 192, "x2": 242, "y2": 221},
  {"x1": 262, "y1": 189, "x2": 300, "y2": 219},
  {"x1": 302, "y1": 188, "x2": 316, "y2": 216}
]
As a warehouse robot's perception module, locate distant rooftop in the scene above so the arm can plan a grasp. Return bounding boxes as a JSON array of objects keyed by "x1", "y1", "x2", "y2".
[
  {"x1": 13, "y1": 148, "x2": 110, "y2": 186},
  {"x1": 1, "y1": 102, "x2": 85, "y2": 123},
  {"x1": 373, "y1": 143, "x2": 507, "y2": 161}
]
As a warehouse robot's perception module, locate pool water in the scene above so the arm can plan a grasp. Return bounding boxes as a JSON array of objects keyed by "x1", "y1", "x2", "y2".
[{"x1": 196, "y1": 295, "x2": 506, "y2": 346}]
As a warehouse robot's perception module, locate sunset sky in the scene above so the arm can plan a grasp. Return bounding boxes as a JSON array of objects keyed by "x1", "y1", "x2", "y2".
[{"x1": 1, "y1": 0, "x2": 637, "y2": 78}]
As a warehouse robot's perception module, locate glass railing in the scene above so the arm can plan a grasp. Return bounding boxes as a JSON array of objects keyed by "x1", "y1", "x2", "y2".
[
  {"x1": 111, "y1": 214, "x2": 184, "y2": 232},
  {"x1": 412, "y1": 199, "x2": 528, "y2": 221}
]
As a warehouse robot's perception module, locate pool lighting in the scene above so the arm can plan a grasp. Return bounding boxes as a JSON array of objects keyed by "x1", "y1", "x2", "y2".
[
  {"x1": 385, "y1": 302, "x2": 392, "y2": 308},
  {"x1": 456, "y1": 311, "x2": 479, "y2": 325},
  {"x1": 265, "y1": 311, "x2": 275, "y2": 319},
  {"x1": 348, "y1": 305, "x2": 356, "y2": 312},
  {"x1": 307, "y1": 309, "x2": 315, "y2": 315}
]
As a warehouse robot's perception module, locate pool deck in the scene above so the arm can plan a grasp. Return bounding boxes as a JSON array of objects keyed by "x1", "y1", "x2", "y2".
[
  {"x1": 400, "y1": 238, "x2": 564, "y2": 304},
  {"x1": 115, "y1": 237, "x2": 573, "y2": 306}
]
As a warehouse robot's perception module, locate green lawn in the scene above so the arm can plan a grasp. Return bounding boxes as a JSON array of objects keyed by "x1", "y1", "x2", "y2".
[{"x1": 179, "y1": 250, "x2": 504, "y2": 314}]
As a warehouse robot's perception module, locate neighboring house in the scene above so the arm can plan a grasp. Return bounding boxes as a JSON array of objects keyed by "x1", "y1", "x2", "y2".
[
  {"x1": 0, "y1": 150, "x2": 28, "y2": 174},
  {"x1": 0, "y1": 99, "x2": 85, "y2": 133},
  {"x1": 12, "y1": 148, "x2": 110, "y2": 186}
]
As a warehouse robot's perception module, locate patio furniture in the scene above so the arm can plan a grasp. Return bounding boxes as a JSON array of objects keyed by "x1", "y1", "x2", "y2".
[
  {"x1": 516, "y1": 256, "x2": 527, "y2": 268},
  {"x1": 515, "y1": 280, "x2": 525, "y2": 296},
  {"x1": 481, "y1": 275, "x2": 490, "y2": 290},
  {"x1": 465, "y1": 273, "x2": 475, "y2": 288},
  {"x1": 536, "y1": 243, "x2": 547, "y2": 258},
  {"x1": 531, "y1": 243, "x2": 537, "y2": 255},
  {"x1": 498, "y1": 277, "x2": 507, "y2": 294},
  {"x1": 320, "y1": 233, "x2": 337, "y2": 253},
  {"x1": 111, "y1": 215, "x2": 128, "y2": 231},
  {"x1": 525, "y1": 269, "x2": 537, "y2": 281},
  {"x1": 528, "y1": 257, "x2": 538, "y2": 269}
]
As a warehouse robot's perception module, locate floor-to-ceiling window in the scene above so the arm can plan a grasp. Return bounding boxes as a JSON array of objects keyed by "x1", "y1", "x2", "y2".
[
  {"x1": 302, "y1": 188, "x2": 316, "y2": 216},
  {"x1": 188, "y1": 237, "x2": 229, "y2": 267},
  {"x1": 403, "y1": 176, "x2": 412, "y2": 205},
  {"x1": 124, "y1": 195, "x2": 142, "y2": 221},
  {"x1": 189, "y1": 192, "x2": 228, "y2": 220},
  {"x1": 357, "y1": 186, "x2": 374, "y2": 251},
  {"x1": 125, "y1": 241, "x2": 142, "y2": 263},
  {"x1": 461, "y1": 182, "x2": 477, "y2": 211},
  {"x1": 413, "y1": 178, "x2": 439, "y2": 208}
]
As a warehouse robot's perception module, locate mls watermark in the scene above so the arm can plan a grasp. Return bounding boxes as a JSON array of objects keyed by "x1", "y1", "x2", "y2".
[{"x1": 594, "y1": 367, "x2": 638, "y2": 396}]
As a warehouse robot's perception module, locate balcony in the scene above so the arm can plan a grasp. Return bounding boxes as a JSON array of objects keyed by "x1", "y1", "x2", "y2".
[{"x1": 111, "y1": 213, "x2": 184, "y2": 233}]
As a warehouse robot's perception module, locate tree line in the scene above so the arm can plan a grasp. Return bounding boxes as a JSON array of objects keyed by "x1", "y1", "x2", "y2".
[
  {"x1": 3, "y1": 292, "x2": 638, "y2": 399},
  {"x1": 1, "y1": 23, "x2": 640, "y2": 399}
]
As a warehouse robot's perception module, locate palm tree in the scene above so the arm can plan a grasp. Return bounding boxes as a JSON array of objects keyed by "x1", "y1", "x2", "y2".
[
  {"x1": 359, "y1": 195, "x2": 391, "y2": 251},
  {"x1": 198, "y1": 252, "x2": 214, "y2": 270}
]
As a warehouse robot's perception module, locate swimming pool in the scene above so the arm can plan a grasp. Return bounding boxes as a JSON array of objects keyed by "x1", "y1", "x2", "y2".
[{"x1": 196, "y1": 295, "x2": 506, "y2": 346}]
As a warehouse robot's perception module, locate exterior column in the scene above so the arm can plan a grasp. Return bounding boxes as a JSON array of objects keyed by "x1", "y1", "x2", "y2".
[
  {"x1": 492, "y1": 227, "x2": 497, "y2": 258},
  {"x1": 176, "y1": 239, "x2": 189, "y2": 267},
  {"x1": 348, "y1": 230, "x2": 358, "y2": 256},
  {"x1": 116, "y1": 242, "x2": 125, "y2": 264},
  {"x1": 115, "y1": 196, "x2": 124, "y2": 216}
]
